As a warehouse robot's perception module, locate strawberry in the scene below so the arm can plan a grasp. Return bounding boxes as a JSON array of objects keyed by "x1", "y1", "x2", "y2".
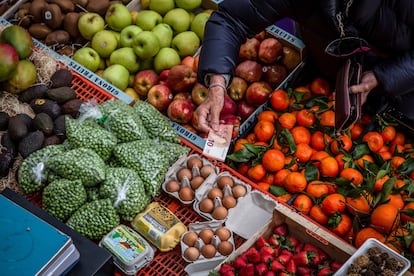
[
  {"x1": 221, "y1": 270, "x2": 236, "y2": 276},
  {"x1": 256, "y1": 236, "x2": 269, "y2": 249},
  {"x1": 219, "y1": 263, "x2": 235, "y2": 275},
  {"x1": 317, "y1": 248, "x2": 328, "y2": 263},
  {"x1": 286, "y1": 258, "x2": 297, "y2": 274},
  {"x1": 297, "y1": 265, "x2": 312, "y2": 276},
  {"x1": 268, "y1": 234, "x2": 280, "y2": 248},
  {"x1": 280, "y1": 249, "x2": 293, "y2": 259},
  {"x1": 264, "y1": 271, "x2": 276, "y2": 276},
  {"x1": 292, "y1": 251, "x2": 316, "y2": 266},
  {"x1": 233, "y1": 256, "x2": 248, "y2": 269},
  {"x1": 245, "y1": 247, "x2": 261, "y2": 263},
  {"x1": 273, "y1": 247, "x2": 281, "y2": 257},
  {"x1": 239, "y1": 263, "x2": 254, "y2": 276},
  {"x1": 317, "y1": 266, "x2": 333, "y2": 276},
  {"x1": 277, "y1": 252, "x2": 292, "y2": 265},
  {"x1": 294, "y1": 242, "x2": 303, "y2": 253},
  {"x1": 260, "y1": 245, "x2": 275, "y2": 257},
  {"x1": 330, "y1": 260, "x2": 343, "y2": 272},
  {"x1": 302, "y1": 243, "x2": 319, "y2": 253},
  {"x1": 273, "y1": 223, "x2": 288, "y2": 237},
  {"x1": 270, "y1": 259, "x2": 285, "y2": 272},
  {"x1": 261, "y1": 252, "x2": 274, "y2": 264},
  {"x1": 255, "y1": 262, "x2": 269, "y2": 275},
  {"x1": 285, "y1": 235, "x2": 300, "y2": 248},
  {"x1": 279, "y1": 272, "x2": 291, "y2": 276}
]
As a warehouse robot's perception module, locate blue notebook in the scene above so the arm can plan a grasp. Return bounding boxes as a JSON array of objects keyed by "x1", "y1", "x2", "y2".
[{"x1": 0, "y1": 195, "x2": 73, "y2": 275}]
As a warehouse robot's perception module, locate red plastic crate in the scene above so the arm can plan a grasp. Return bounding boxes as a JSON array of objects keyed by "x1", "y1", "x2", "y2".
[{"x1": 71, "y1": 71, "x2": 114, "y2": 104}]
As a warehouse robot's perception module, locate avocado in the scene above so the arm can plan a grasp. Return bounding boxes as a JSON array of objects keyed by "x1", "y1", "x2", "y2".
[
  {"x1": 46, "y1": 86, "x2": 77, "y2": 104},
  {"x1": 43, "y1": 135, "x2": 61, "y2": 146},
  {"x1": 33, "y1": 112, "x2": 54, "y2": 135},
  {"x1": 0, "y1": 149, "x2": 14, "y2": 177},
  {"x1": 1, "y1": 132, "x2": 17, "y2": 158},
  {"x1": 8, "y1": 115, "x2": 29, "y2": 141},
  {"x1": 0, "y1": 112, "x2": 10, "y2": 130},
  {"x1": 18, "y1": 83, "x2": 48, "y2": 103},
  {"x1": 18, "y1": 130, "x2": 45, "y2": 158},
  {"x1": 50, "y1": 69, "x2": 73, "y2": 88},
  {"x1": 61, "y1": 98, "x2": 83, "y2": 118},
  {"x1": 30, "y1": 98, "x2": 62, "y2": 119},
  {"x1": 53, "y1": 114, "x2": 71, "y2": 139},
  {"x1": 15, "y1": 113, "x2": 34, "y2": 131}
]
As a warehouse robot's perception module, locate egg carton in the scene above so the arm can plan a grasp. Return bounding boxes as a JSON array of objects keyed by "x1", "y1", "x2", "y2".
[
  {"x1": 193, "y1": 171, "x2": 252, "y2": 221},
  {"x1": 180, "y1": 220, "x2": 235, "y2": 264},
  {"x1": 162, "y1": 153, "x2": 219, "y2": 205}
]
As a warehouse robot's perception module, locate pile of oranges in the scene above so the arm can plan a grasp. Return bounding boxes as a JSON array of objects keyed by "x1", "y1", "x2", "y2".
[{"x1": 227, "y1": 77, "x2": 414, "y2": 266}]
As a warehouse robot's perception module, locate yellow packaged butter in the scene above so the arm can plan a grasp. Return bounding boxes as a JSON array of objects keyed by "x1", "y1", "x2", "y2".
[{"x1": 131, "y1": 202, "x2": 187, "y2": 252}]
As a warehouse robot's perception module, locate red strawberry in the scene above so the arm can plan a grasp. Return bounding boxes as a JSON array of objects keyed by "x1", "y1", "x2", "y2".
[
  {"x1": 294, "y1": 242, "x2": 303, "y2": 253},
  {"x1": 273, "y1": 223, "x2": 288, "y2": 236},
  {"x1": 264, "y1": 271, "x2": 276, "y2": 276},
  {"x1": 245, "y1": 247, "x2": 261, "y2": 263},
  {"x1": 280, "y1": 249, "x2": 293, "y2": 259},
  {"x1": 273, "y1": 247, "x2": 281, "y2": 257},
  {"x1": 268, "y1": 234, "x2": 280, "y2": 248},
  {"x1": 311, "y1": 252, "x2": 322, "y2": 267},
  {"x1": 277, "y1": 253, "x2": 292, "y2": 265},
  {"x1": 279, "y1": 272, "x2": 291, "y2": 276},
  {"x1": 256, "y1": 236, "x2": 269, "y2": 249},
  {"x1": 239, "y1": 263, "x2": 254, "y2": 276},
  {"x1": 302, "y1": 243, "x2": 319, "y2": 253},
  {"x1": 317, "y1": 266, "x2": 333, "y2": 276},
  {"x1": 286, "y1": 258, "x2": 297, "y2": 274},
  {"x1": 219, "y1": 263, "x2": 235, "y2": 275},
  {"x1": 292, "y1": 251, "x2": 316, "y2": 266},
  {"x1": 297, "y1": 265, "x2": 312, "y2": 276},
  {"x1": 330, "y1": 260, "x2": 343, "y2": 272},
  {"x1": 270, "y1": 259, "x2": 285, "y2": 272},
  {"x1": 261, "y1": 253, "x2": 274, "y2": 264},
  {"x1": 221, "y1": 270, "x2": 236, "y2": 276},
  {"x1": 233, "y1": 256, "x2": 248, "y2": 269},
  {"x1": 260, "y1": 245, "x2": 275, "y2": 258},
  {"x1": 317, "y1": 248, "x2": 328, "y2": 263},
  {"x1": 255, "y1": 263, "x2": 269, "y2": 275},
  {"x1": 285, "y1": 236, "x2": 299, "y2": 248}
]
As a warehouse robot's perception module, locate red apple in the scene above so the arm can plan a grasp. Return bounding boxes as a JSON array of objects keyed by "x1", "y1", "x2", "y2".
[
  {"x1": 219, "y1": 113, "x2": 241, "y2": 139},
  {"x1": 235, "y1": 60, "x2": 262, "y2": 83},
  {"x1": 239, "y1": 37, "x2": 260, "y2": 61},
  {"x1": 167, "y1": 64, "x2": 197, "y2": 93},
  {"x1": 236, "y1": 100, "x2": 256, "y2": 121},
  {"x1": 167, "y1": 98, "x2": 194, "y2": 124},
  {"x1": 245, "y1": 81, "x2": 272, "y2": 107},
  {"x1": 133, "y1": 69, "x2": 159, "y2": 98},
  {"x1": 258, "y1": 37, "x2": 283, "y2": 64},
  {"x1": 255, "y1": 30, "x2": 267, "y2": 41},
  {"x1": 191, "y1": 82, "x2": 208, "y2": 106},
  {"x1": 228, "y1": 76, "x2": 248, "y2": 101},
  {"x1": 174, "y1": 91, "x2": 193, "y2": 102},
  {"x1": 147, "y1": 84, "x2": 173, "y2": 111},
  {"x1": 220, "y1": 93, "x2": 237, "y2": 115},
  {"x1": 181, "y1": 55, "x2": 195, "y2": 69},
  {"x1": 262, "y1": 64, "x2": 287, "y2": 88},
  {"x1": 159, "y1": 69, "x2": 170, "y2": 85}
]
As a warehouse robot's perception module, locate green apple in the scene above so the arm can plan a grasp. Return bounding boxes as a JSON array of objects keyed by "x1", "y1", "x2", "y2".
[
  {"x1": 175, "y1": 0, "x2": 202, "y2": 10},
  {"x1": 135, "y1": 10, "x2": 163, "y2": 31},
  {"x1": 108, "y1": 30, "x2": 121, "y2": 48},
  {"x1": 109, "y1": 47, "x2": 140, "y2": 73},
  {"x1": 149, "y1": 0, "x2": 175, "y2": 16},
  {"x1": 191, "y1": 12, "x2": 210, "y2": 40},
  {"x1": 140, "y1": 57, "x2": 154, "y2": 70},
  {"x1": 132, "y1": 31, "x2": 160, "y2": 59},
  {"x1": 102, "y1": 64, "x2": 130, "y2": 90},
  {"x1": 171, "y1": 31, "x2": 200, "y2": 57},
  {"x1": 78, "y1": 12, "x2": 105, "y2": 40},
  {"x1": 91, "y1": 30, "x2": 119, "y2": 58},
  {"x1": 73, "y1": 47, "x2": 101, "y2": 72},
  {"x1": 105, "y1": 3, "x2": 132, "y2": 31},
  {"x1": 153, "y1": 47, "x2": 181, "y2": 73},
  {"x1": 120, "y1": 25, "x2": 142, "y2": 47},
  {"x1": 152, "y1": 23, "x2": 173, "y2": 48},
  {"x1": 163, "y1": 8, "x2": 191, "y2": 33}
]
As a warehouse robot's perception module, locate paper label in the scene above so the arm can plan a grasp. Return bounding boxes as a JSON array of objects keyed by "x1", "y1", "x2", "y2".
[{"x1": 203, "y1": 124, "x2": 233, "y2": 161}]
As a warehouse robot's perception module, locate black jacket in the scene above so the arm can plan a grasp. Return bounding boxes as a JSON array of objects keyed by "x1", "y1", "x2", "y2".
[{"x1": 198, "y1": 0, "x2": 414, "y2": 119}]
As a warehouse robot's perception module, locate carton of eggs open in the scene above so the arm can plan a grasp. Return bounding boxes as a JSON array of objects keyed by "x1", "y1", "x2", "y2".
[
  {"x1": 162, "y1": 154, "x2": 219, "y2": 204},
  {"x1": 181, "y1": 220, "x2": 235, "y2": 263}
]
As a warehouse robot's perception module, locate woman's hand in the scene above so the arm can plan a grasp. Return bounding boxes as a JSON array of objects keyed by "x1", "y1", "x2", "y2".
[{"x1": 349, "y1": 71, "x2": 378, "y2": 105}]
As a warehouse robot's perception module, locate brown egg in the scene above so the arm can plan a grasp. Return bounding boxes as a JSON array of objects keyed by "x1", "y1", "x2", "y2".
[
  {"x1": 199, "y1": 228, "x2": 214, "y2": 244},
  {"x1": 182, "y1": 231, "x2": 198, "y2": 247},
  {"x1": 184, "y1": 247, "x2": 200, "y2": 261},
  {"x1": 200, "y1": 165, "x2": 216, "y2": 179},
  {"x1": 187, "y1": 156, "x2": 203, "y2": 170},
  {"x1": 179, "y1": 187, "x2": 194, "y2": 201},
  {"x1": 218, "y1": 241, "x2": 233, "y2": 256},
  {"x1": 201, "y1": 244, "x2": 217, "y2": 259},
  {"x1": 232, "y1": 184, "x2": 247, "y2": 199},
  {"x1": 222, "y1": 196, "x2": 237, "y2": 209},
  {"x1": 217, "y1": 175, "x2": 234, "y2": 189},
  {"x1": 215, "y1": 227, "x2": 231, "y2": 241},
  {"x1": 176, "y1": 167, "x2": 192, "y2": 182},
  {"x1": 199, "y1": 198, "x2": 214, "y2": 213},
  {"x1": 207, "y1": 187, "x2": 223, "y2": 200},
  {"x1": 190, "y1": 175, "x2": 205, "y2": 190},
  {"x1": 165, "y1": 180, "x2": 180, "y2": 193},
  {"x1": 212, "y1": 206, "x2": 228, "y2": 220}
]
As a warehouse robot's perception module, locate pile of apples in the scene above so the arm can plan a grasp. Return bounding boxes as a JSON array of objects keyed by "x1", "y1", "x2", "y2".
[
  {"x1": 70, "y1": 0, "x2": 211, "y2": 99},
  {"x1": 137, "y1": 31, "x2": 301, "y2": 139}
]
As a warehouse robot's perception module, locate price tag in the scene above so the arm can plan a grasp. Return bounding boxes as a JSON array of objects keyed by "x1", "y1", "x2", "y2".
[{"x1": 203, "y1": 124, "x2": 233, "y2": 161}]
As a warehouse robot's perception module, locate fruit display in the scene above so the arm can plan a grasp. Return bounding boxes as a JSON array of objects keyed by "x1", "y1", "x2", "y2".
[{"x1": 226, "y1": 76, "x2": 414, "y2": 266}]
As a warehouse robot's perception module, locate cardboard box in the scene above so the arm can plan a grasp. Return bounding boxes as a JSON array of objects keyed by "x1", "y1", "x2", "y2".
[{"x1": 214, "y1": 202, "x2": 356, "y2": 272}]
